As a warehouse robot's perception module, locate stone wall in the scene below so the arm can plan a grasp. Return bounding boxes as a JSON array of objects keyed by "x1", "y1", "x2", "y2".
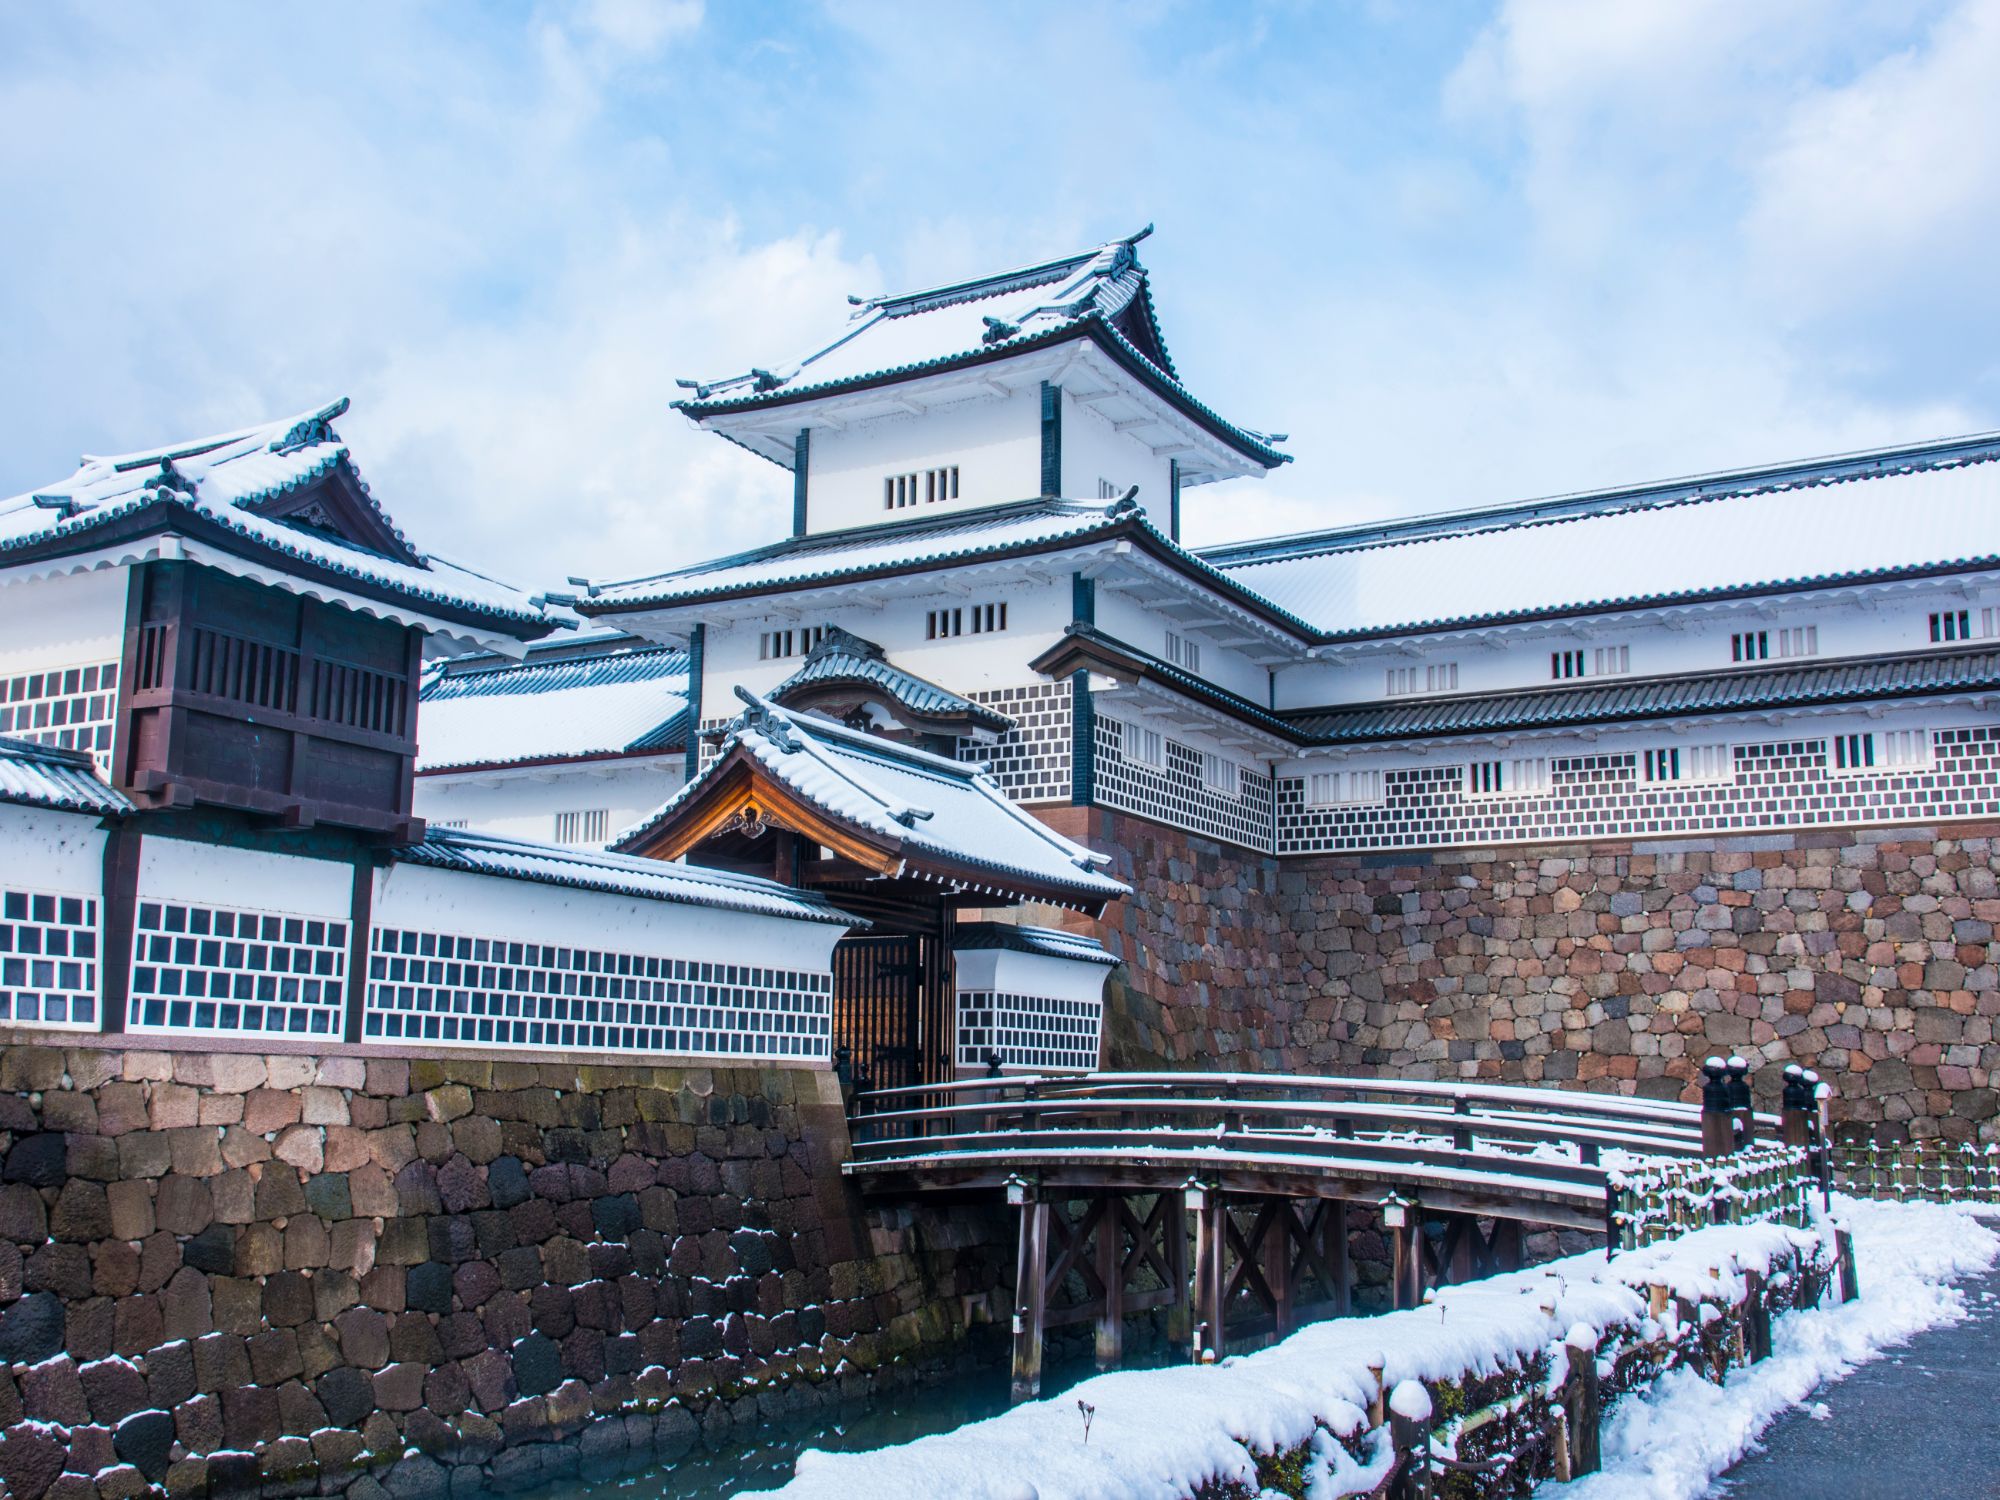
[
  {"x1": 0, "y1": 1041, "x2": 1008, "y2": 1500},
  {"x1": 1050, "y1": 805, "x2": 1999, "y2": 1144}
]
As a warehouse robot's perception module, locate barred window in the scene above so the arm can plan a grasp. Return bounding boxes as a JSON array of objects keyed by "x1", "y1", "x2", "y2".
[
  {"x1": 1164, "y1": 631, "x2": 1201, "y2": 672},
  {"x1": 553, "y1": 809, "x2": 608, "y2": 844},
  {"x1": 886, "y1": 466, "x2": 959, "y2": 509}
]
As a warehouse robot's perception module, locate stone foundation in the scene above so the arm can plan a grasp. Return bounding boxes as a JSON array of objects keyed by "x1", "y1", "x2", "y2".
[
  {"x1": 1043, "y1": 809, "x2": 2000, "y2": 1142},
  {"x1": 0, "y1": 1040, "x2": 1008, "y2": 1500}
]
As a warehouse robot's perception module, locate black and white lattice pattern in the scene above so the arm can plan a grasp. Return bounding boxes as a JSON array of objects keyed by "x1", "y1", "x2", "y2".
[
  {"x1": 1093, "y1": 718, "x2": 1275, "y2": 852},
  {"x1": 0, "y1": 662, "x2": 118, "y2": 774},
  {"x1": 128, "y1": 900, "x2": 348, "y2": 1037},
  {"x1": 0, "y1": 887, "x2": 99, "y2": 1029},
  {"x1": 955, "y1": 989, "x2": 1101, "y2": 1071},
  {"x1": 1277, "y1": 728, "x2": 2000, "y2": 855},
  {"x1": 365, "y1": 926, "x2": 832, "y2": 1060},
  {"x1": 959, "y1": 683, "x2": 1072, "y2": 802},
  {"x1": 696, "y1": 716, "x2": 730, "y2": 773}
]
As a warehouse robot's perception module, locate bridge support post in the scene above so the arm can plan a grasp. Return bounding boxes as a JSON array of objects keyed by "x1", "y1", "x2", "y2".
[
  {"x1": 1191, "y1": 1183, "x2": 1226, "y2": 1360},
  {"x1": 1163, "y1": 1189, "x2": 1193, "y2": 1356},
  {"x1": 1094, "y1": 1192, "x2": 1124, "y2": 1370},
  {"x1": 1266, "y1": 1199, "x2": 1296, "y2": 1339},
  {"x1": 1387, "y1": 1197, "x2": 1423, "y2": 1310},
  {"x1": 1011, "y1": 1196, "x2": 1049, "y2": 1404},
  {"x1": 1330, "y1": 1202, "x2": 1352, "y2": 1314}
]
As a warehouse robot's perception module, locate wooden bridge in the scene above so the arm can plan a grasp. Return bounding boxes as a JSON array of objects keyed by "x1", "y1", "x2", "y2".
[{"x1": 845, "y1": 1069, "x2": 1803, "y2": 1401}]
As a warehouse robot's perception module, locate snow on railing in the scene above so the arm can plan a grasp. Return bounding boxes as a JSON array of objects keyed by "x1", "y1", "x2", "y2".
[{"x1": 1609, "y1": 1142, "x2": 1818, "y2": 1251}]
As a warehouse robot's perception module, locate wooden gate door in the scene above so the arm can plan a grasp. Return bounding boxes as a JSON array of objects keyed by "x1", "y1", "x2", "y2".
[{"x1": 832, "y1": 934, "x2": 925, "y2": 1096}]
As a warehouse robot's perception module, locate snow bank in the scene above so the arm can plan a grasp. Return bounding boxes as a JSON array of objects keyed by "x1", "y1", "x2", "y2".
[
  {"x1": 749, "y1": 1216, "x2": 1840, "y2": 1500},
  {"x1": 1536, "y1": 1196, "x2": 1998, "y2": 1500}
]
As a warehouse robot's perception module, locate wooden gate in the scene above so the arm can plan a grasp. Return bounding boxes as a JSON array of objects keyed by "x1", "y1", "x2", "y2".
[{"x1": 833, "y1": 931, "x2": 952, "y2": 1099}]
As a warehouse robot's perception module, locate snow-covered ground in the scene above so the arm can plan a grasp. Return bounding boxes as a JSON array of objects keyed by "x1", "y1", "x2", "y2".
[
  {"x1": 1536, "y1": 1197, "x2": 2000, "y2": 1500},
  {"x1": 752, "y1": 1204, "x2": 1962, "y2": 1500}
]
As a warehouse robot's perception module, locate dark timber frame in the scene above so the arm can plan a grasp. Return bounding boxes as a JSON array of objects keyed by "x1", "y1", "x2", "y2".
[{"x1": 847, "y1": 1070, "x2": 1789, "y2": 1401}]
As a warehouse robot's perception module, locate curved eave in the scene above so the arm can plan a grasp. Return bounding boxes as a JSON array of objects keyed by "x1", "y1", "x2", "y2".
[
  {"x1": 415, "y1": 744, "x2": 686, "y2": 777},
  {"x1": 1031, "y1": 625, "x2": 1310, "y2": 744},
  {"x1": 618, "y1": 744, "x2": 1118, "y2": 913},
  {"x1": 674, "y1": 317, "x2": 1289, "y2": 472},
  {"x1": 1283, "y1": 648, "x2": 2000, "y2": 746},
  {"x1": 0, "y1": 495, "x2": 552, "y2": 636},
  {"x1": 771, "y1": 666, "x2": 1014, "y2": 734}
]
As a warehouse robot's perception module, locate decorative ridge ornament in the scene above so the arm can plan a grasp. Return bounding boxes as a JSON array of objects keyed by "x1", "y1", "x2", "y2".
[
  {"x1": 731, "y1": 684, "x2": 801, "y2": 752},
  {"x1": 270, "y1": 397, "x2": 351, "y2": 454}
]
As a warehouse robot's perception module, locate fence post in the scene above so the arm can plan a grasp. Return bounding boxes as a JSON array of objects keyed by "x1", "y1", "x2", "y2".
[
  {"x1": 1701, "y1": 1058, "x2": 1735, "y2": 1157},
  {"x1": 1561, "y1": 1324, "x2": 1602, "y2": 1478},
  {"x1": 1780, "y1": 1064, "x2": 1812, "y2": 1148},
  {"x1": 1836, "y1": 1225, "x2": 1860, "y2": 1304},
  {"x1": 1726, "y1": 1055, "x2": 1754, "y2": 1147}
]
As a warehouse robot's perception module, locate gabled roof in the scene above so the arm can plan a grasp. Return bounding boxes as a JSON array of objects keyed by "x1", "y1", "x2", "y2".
[
  {"x1": 578, "y1": 496, "x2": 1321, "y2": 642},
  {"x1": 771, "y1": 627, "x2": 1012, "y2": 734},
  {"x1": 672, "y1": 228, "x2": 1288, "y2": 475},
  {"x1": 0, "y1": 399, "x2": 552, "y2": 639},
  {"x1": 617, "y1": 692, "x2": 1128, "y2": 912},
  {"x1": 417, "y1": 632, "x2": 689, "y2": 772},
  {"x1": 1205, "y1": 432, "x2": 2000, "y2": 640},
  {"x1": 391, "y1": 826, "x2": 858, "y2": 926},
  {"x1": 1283, "y1": 646, "x2": 2000, "y2": 745},
  {"x1": 0, "y1": 736, "x2": 132, "y2": 816}
]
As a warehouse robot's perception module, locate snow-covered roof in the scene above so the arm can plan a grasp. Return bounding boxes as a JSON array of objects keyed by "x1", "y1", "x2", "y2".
[
  {"x1": 417, "y1": 635, "x2": 689, "y2": 772},
  {"x1": 0, "y1": 399, "x2": 551, "y2": 638},
  {"x1": 581, "y1": 497, "x2": 1318, "y2": 646},
  {"x1": 0, "y1": 736, "x2": 132, "y2": 816},
  {"x1": 673, "y1": 228, "x2": 1288, "y2": 477},
  {"x1": 392, "y1": 826, "x2": 858, "y2": 926},
  {"x1": 951, "y1": 922, "x2": 1118, "y2": 966},
  {"x1": 771, "y1": 628, "x2": 1012, "y2": 733},
  {"x1": 619, "y1": 692, "x2": 1129, "y2": 910},
  {"x1": 1206, "y1": 434, "x2": 2000, "y2": 640}
]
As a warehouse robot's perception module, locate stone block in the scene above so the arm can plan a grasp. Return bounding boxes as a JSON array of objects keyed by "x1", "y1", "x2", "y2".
[
  {"x1": 271, "y1": 1124, "x2": 324, "y2": 1173},
  {"x1": 374, "y1": 1361, "x2": 427, "y2": 1412}
]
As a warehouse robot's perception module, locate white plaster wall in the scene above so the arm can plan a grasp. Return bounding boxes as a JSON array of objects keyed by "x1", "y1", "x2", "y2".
[
  {"x1": 0, "y1": 566, "x2": 128, "y2": 677},
  {"x1": 0, "y1": 805, "x2": 109, "y2": 893},
  {"x1": 1094, "y1": 587, "x2": 1272, "y2": 704},
  {"x1": 413, "y1": 758, "x2": 685, "y2": 845},
  {"x1": 1059, "y1": 389, "x2": 1173, "y2": 508},
  {"x1": 805, "y1": 389, "x2": 1042, "y2": 534},
  {"x1": 697, "y1": 575, "x2": 1076, "y2": 720},
  {"x1": 136, "y1": 837, "x2": 354, "y2": 918},
  {"x1": 371, "y1": 862, "x2": 846, "y2": 975},
  {"x1": 952, "y1": 946, "x2": 1111, "y2": 1004},
  {"x1": 1271, "y1": 586, "x2": 2000, "y2": 712}
]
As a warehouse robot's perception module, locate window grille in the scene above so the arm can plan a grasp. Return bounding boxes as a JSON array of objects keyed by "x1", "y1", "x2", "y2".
[
  {"x1": 1777, "y1": 626, "x2": 1818, "y2": 658},
  {"x1": 1832, "y1": 733, "x2": 1875, "y2": 771},
  {"x1": 1930, "y1": 608, "x2": 1974, "y2": 643},
  {"x1": 885, "y1": 466, "x2": 959, "y2": 509},
  {"x1": 553, "y1": 809, "x2": 609, "y2": 845},
  {"x1": 1196, "y1": 751, "x2": 1240, "y2": 795},
  {"x1": 1732, "y1": 631, "x2": 1769, "y2": 663},
  {"x1": 926, "y1": 604, "x2": 1005, "y2": 639},
  {"x1": 1593, "y1": 645, "x2": 1630, "y2": 675},
  {"x1": 1164, "y1": 631, "x2": 1201, "y2": 673},
  {"x1": 1097, "y1": 479, "x2": 1119, "y2": 500},
  {"x1": 1306, "y1": 768, "x2": 1383, "y2": 805},
  {"x1": 1469, "y1": 758, "x2": 1547, "y2": 796},
  {"x1": 1551, "y1": 649, "x2": 1585, "y2": 680},
  {"x1": 128, "y1": 899, "x2": 347, "y2": 1038},
  {"x1": 758, "y1": 626, "x2": 828, "y2": 660},
  {"x1": 1877, "y1": 729, "x2": 1930, "y2": 769},
  {"x1": 1121, "y1": 722, "x2": 1164, "y2": 767},
  {"x1": 1641, "y1": 747, "x2": 1680, "y2": 783},
  {"x1": 0, "y1": 887, "x2": 99, "y2": 1029},
  {"x1": 1391, "y1": 662, "x2": 1459, "y2": 695},
  {"x1": 0, "y1": 662, "x2": 119, "y2": 774},
  {"x1": 433, "y1": 819, "x2": 469, "y2": 829}
]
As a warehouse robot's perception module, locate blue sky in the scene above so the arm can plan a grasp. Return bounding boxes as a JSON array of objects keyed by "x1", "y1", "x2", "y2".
[{"x1": 4, "y1": 0, "x2": 1998, "y2": 587}]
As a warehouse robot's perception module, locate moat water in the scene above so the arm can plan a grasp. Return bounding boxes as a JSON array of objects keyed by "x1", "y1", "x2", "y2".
[{"x1": 546, "y1": 1348, "x2": 1176, "y2": 1499}]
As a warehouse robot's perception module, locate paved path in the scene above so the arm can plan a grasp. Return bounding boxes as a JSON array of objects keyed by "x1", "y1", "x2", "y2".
[{"x1": 1714, "y1": 1263, "x2": 2000, "y2": 1500}]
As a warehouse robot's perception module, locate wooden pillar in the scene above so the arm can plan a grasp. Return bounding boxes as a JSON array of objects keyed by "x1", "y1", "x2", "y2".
[
  {"x1": 1164, "y1": 1189, "x2": 1192, "y2": 1355},
  {"x1": 1390, "y1": 1212, "x2": 1424, "y2": 1311},
  {"x1": 1493, "y1": 1217, "x2": 1524, "y2": 1274},
  {"x1": 1094, "y1": 1194, "x2": 1124, "y2": 1371},
  {"x1": 1193, "y1": 1190, "x2": 1226, "y2": 1360},
  {"x1": 1265, "y1": 1199, "x2": 1295, "y2": 1339},
  {"x1": 1330, "y1": 1202, "x2": 1352, "y2": 1314},
  {"x1": 1011, "y1": 1199, "x2": 1050, "y2": 1404}
]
